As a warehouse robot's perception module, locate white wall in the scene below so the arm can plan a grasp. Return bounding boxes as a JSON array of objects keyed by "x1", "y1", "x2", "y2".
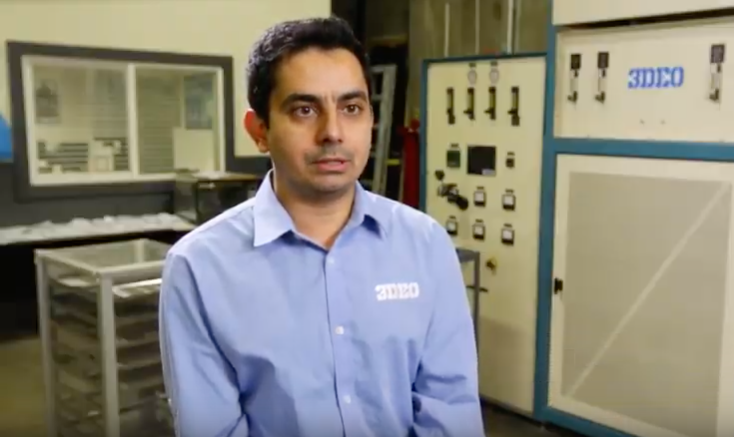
[{"x1": 0, "y1": 0, "x2": 331, "y2": 157}]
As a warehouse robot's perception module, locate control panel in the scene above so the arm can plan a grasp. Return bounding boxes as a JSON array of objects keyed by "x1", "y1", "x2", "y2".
[
  {"x1": 553, "y1": 0, "x2": 734, "y2": 26},
  {"x1": 555, "y1": 18, "x2": 734, "y2": 143},
  {"x1": 423, "y1": 56, "x2": 545, "y2": 414}
]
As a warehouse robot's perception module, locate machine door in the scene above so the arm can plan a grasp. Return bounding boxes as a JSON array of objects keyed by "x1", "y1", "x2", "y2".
[{"x1": 549, "y1": 154, "x2": 734, "y2": 437}]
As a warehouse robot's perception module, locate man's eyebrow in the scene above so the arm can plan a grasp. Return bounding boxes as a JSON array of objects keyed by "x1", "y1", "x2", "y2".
[
  {"x1": 280, "y1": 93, "x2": 319, "y2": 110},
  {"x1": 339, "y1": 90, "x2": 368, "y2": 102},
  {"x1": 280, "y1": 90, "x2": 369, "y2": 109}
]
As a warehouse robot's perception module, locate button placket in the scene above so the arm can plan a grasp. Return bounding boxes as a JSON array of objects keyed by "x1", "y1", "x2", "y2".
[{"x1": 324, "y1": 249, "x2": 356, "y2": 418}]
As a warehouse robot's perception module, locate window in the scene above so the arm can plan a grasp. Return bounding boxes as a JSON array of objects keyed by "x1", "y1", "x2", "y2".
[{"x1": 22, "y1": 56, "x2": 225, "y2": 187}]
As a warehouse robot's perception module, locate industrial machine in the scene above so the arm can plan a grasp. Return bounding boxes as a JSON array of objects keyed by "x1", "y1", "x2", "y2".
[
  {"x1": 543, "y1": 3, "x2": 734, "y2": 437},
  {"x1": 553, "y1": 0, "x2": 734, "y2": 26},
  {"x1": 35, "y1": 239, "x2": 173, "y2": 437},
  {"x1": 174, "y1": 170, "x2": 263, "y2": 225},
  {"x1": 422, "y1": 54, "x2": 546, "y2": 415}
]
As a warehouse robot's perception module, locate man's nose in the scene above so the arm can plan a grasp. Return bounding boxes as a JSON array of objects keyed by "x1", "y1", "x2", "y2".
[{"x1": 317, "y1": 107, "x2": 343, "y2": 145}]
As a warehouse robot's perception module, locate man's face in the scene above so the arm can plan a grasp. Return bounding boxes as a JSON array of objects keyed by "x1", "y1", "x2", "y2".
[{"x1": 246, "y1": 48, "x2": 373, "y2": 198}]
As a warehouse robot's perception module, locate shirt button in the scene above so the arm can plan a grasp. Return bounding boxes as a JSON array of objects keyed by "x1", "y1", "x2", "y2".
[
  {"x1": 327, "y1": 257, "x2": 335, "y2": 265},
  {"x1": 335, "y1": 326, "x2": 345, "y2": 335},
  {"x1": 343, "y1": 395, "x2": 352, "y2": 404}
]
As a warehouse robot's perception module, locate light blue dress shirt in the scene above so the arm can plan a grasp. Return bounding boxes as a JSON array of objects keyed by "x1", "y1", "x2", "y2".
[{"x1": 159, "y1": 172, "x2": 484, "y2": 437}]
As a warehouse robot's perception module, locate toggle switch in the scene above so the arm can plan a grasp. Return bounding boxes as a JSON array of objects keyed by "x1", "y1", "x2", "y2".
[
  {"x1": 446, "y1": 216, "x2": 458, "y2": 236},
  {"x1": 472, "y1": 219, "x2": 486, "y2": 241},
  {"x1": 506, "y1": 152, "x2": 515, "y2": 168},
  {"x1": 710, "y1": 44, "x2": 725, "y2": 102},
  {"x1": 485, "y1": 257, "x2": 498, "y2": 271},
  {"x1": 568, "y1": 53, "x2": 581, "y2": 103},
  {"x1": 485, "y1": 86, "x2": 497, "y2": 120},
  {"x1": 446, "y1": 144, "x2": 461, "y2": 169},
  {"x1": 446, "y1": 87, "x2": 456, "y2": 125},
  {"x1": 502, "y1": 190, "x2": 516, "y2": 211},
  {"x1": 438, "y1": 183, "x2": 469, "y2": 211},
  {"x1": 501, "y1": 224, "x2": 515, "y2": 245},
  {"x1": 464, "y1": 87, "x2": 475, "y2": 120},
  {"x1": 474, "y1": 187, "x2": 486, "y2": 207},
  {"x1": 595, "y1": 51, "x2": 609, "y2": 103},
  {"x1": 508, "y1": 86, "x2": 520, "y2": 126}
]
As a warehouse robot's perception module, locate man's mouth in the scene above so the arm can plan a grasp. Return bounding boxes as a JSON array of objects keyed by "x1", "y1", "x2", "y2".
[
  {"x1": 313, "y1": 158, "x2": 349, "y2": 171},
  {"x1": 315, "y1": 158, "x2": 347, "y2": 164}
]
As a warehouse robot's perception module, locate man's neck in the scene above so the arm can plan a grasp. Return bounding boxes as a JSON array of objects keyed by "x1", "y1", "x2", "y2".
[{"x1": 273, "y1": 176, "x2": 356, "y2": 248}]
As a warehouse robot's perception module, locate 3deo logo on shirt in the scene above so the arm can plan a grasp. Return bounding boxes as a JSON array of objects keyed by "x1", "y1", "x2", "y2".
[{"x1": 375, "y1": 283, "x2": 420, "y2": 301}]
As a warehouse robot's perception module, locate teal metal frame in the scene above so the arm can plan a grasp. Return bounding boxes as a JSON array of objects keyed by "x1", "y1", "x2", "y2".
[{"x1": 419, "y1": 2, "x2": 734, "y2": 437}]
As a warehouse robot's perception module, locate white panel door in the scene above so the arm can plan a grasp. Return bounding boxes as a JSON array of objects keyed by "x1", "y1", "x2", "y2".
[{"x1": 549, "y1": 155, "x2": 734, "y2": 437}]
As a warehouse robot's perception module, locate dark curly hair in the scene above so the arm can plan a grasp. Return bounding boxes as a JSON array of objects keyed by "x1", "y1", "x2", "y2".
[{"x1": 246, "y1": 16, "x2": 371, "y2": 126}]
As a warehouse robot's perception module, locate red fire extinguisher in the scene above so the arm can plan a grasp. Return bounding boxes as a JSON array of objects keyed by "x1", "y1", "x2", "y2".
[{"x1": 400, "y1": 119, "x2": 420, "y2": 209}]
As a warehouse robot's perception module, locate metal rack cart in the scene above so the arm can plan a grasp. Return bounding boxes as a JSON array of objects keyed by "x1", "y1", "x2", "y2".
[
  {"x1": 457, "y1": 247, "x2": 481, "y2": 346},
  {"x1": 35, "y1": 239, "x2": 173, "y2": 437}
]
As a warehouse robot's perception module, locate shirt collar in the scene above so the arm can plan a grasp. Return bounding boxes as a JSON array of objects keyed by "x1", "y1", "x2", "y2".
[{"x1": 252, "y1": 170, "x2": 390, "y2": 247}]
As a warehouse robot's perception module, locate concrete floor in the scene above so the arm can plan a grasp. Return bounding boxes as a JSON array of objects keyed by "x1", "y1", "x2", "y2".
[{"x1": 0, "y1": 336, "x2": 565, "y2": 437}]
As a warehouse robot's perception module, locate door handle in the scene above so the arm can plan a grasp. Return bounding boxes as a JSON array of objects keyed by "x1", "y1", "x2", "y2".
[{"x1": 553, "y1": 278, "x2": 564, "y2": 295}]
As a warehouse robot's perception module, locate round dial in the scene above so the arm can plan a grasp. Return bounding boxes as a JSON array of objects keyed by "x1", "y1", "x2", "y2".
[
  {"x1": 490, "y1": 68, "x2": 500, "y2": 84},
  {"x1": 467, "y1": 69, "x2": 477, "y2": 85}
]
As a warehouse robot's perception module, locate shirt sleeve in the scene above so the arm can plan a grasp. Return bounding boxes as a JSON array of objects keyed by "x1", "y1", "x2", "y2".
[
  {"x1": 411, "y1": 225, "x2": 485, "y2": 437},
  {"x1": 159, "y1": 251, "x2": 249, "y2": 437}
]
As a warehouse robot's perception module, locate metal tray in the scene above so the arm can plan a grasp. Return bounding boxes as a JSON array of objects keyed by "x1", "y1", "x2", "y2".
[
  {"x1": 51, "y1": 310, "x2": 159, "y2": 348},
  {"x1": 54, "y1": 340, "x2": 160, "y2": 377},
  {"x1": 50, "y1": 276, "x2": 162, "y2": 302},
  {"x1": 57, "y1": 398, "x2": 172, "y2": 437},
  {"x1": 51, "y1": 292, "x2": 158, "y2": 326},
  {"x1": 56, "y1": 362, "x2": 164, "y2": 411}
]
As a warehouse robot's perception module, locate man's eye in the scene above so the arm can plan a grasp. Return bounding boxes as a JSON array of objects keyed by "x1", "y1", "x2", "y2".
[
  {"x1": 344, "y1": 104, "x2": 361, "y2": 114},
  {"x1": 294, "y1": 107, "x2": 314, "y2": 116}
]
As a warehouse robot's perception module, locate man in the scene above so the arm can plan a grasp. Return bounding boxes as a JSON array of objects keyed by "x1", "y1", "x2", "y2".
[{"x1": 159, "y1": 16, "x2": 484, "y2": 437}]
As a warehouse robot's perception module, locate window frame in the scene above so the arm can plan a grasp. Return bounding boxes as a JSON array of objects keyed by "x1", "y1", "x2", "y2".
[{"x1": 7, "y1": 41, "x2": 235, "y2": 201}]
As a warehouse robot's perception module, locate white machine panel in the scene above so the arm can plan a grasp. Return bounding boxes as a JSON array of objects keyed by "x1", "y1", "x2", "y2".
[
  {"x1": 550, "y1": 155, "x2": 734, "y2": 437},
  {"x1": 553, "y1": 0, "x2": 734, "y2": 26},
  {"x1": 424, "y1": 56, "x2": 546, "y2": 414},
  {"x1": 554, "y1": 18, "x2": 734, "y2": 143}
]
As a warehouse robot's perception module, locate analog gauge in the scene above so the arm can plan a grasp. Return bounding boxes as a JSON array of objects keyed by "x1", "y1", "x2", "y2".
[
  {"x1": 490, "y1": 67, "x2": 500, "y2": 84},
  {"x1": 468, "y1": 69, "x2": 477, "y2": 85}
]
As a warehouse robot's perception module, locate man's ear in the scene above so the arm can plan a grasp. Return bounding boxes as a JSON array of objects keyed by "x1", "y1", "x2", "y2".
[{"x1": 244, "y1": 109, "x2": 269, "y2": 154}]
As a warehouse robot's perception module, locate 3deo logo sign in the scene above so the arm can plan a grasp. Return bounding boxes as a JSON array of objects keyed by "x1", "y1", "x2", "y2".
[{"x1": 628, "y1": 67, "x2": 685, "y2": 89}]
